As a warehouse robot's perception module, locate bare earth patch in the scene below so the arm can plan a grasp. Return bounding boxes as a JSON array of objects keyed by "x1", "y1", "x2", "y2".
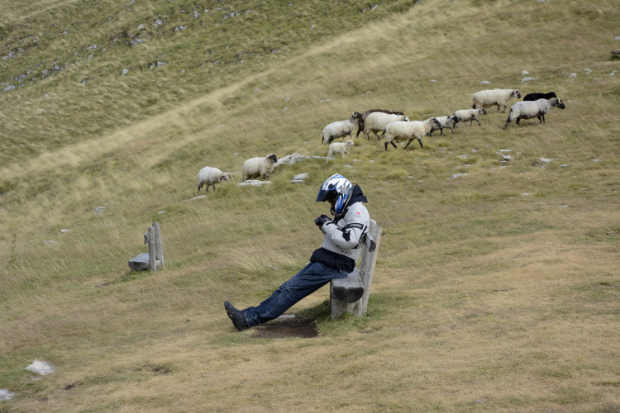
[{"x1": 250, "y1": 316, "x2": 318, "y2": 339}]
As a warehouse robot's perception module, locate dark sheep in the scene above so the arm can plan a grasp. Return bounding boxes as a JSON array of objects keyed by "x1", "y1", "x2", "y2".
[
  {"x1": 523, "y1": 92, "x2": 557, "y2": 101},
  {"x1": 355, "y1": 109, "x2": 405, "y2": 138}
]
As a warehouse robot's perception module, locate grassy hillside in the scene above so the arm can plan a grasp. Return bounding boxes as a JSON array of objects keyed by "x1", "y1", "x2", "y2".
[{"x1": 1, "y1": 0, "x2": 620, "y2": 412}]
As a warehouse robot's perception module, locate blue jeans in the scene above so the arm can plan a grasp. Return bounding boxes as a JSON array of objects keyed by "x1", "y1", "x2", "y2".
[{"x1": 243, "y1": 262, "x2": 349, "y2": 327}]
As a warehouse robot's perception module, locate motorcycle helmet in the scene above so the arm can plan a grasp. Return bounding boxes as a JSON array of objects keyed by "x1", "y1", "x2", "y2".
[{"x1": 316, "y1": 173, "x2": 354, "y2": 216}]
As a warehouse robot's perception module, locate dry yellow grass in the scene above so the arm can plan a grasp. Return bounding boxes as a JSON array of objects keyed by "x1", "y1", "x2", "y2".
[{"x1": 1, "y1": 0, "x2": 620, "y2": 412}]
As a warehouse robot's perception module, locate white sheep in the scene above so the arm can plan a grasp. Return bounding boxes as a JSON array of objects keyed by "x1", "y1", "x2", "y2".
[
  {"x1": 429, "y1": 115, "x2": 459, "y2": 136},
  {"x1": 503, "y1": 98, "x2": 566, "y2": 130},
  {"x1": 326, "y1": 140, "x2": 354, "y2": 163},
  {"x1": 362, "y1": 112, "x2": 409, "y2": 140},
  {"x1": 454, "y1": 108, "x2": 487, "y2": 126},
  {"x1": 242, "y1": 153, "x2": 278, "y2": 181},
  {"x1": 471, "y1": 89, "x2": 521, "y2": 113},
  {"x1": 197, "y1": 167, "x2": 231, "y2": 192},
  {"x1": 321, "y1": 112, "x2": 362, "y2": 144},
  {"x1": 355, "y1": 109, "x2": 405, "y2": 138},
  {"x1": 384, "y1": 118, "x2": 441, "y2": 151}
]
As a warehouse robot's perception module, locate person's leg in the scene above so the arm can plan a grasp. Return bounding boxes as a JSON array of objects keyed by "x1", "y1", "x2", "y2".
[{"x1": 243, "y1": 262, "x2": 345, "y2": 327}]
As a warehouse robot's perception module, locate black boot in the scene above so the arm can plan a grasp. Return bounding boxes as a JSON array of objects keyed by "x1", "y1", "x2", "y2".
[{"x1": 224, "y1": 301, "x2": 249, "y2": 331}]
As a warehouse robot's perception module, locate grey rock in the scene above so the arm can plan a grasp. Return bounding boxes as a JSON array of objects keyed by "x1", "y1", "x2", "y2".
[
  {"x1": 94, "y1": 206, "x2": 106, "y2": 214},
  {"x1": 0, "y1": 389, "x2": 16, "y2": 401},
  {"x1": 238, "y1": 180, "x2": 272, "y2": 187},
  {"x1": 122, "y1": 68, "x2": 129, "y2": 75},
  {"x1": 480, "y1": 80, "x2": 492, "y2": 84},
  {"x1": 569, "y1": 73, "x2": 577, "y2": 78},
  {"x1": 25, "y1": 361, "x2": 55, "y2": 375},
  {"x1": 521, "y1": 77, "x2": 537, "y2": 82}
]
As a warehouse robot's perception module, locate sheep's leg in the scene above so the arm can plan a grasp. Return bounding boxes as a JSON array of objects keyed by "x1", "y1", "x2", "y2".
[
  {"x1": 440, "y1": 128, "x2": 444, "y2": 136},
  {"x1": 476, "y1": 118, "x2": 482, "y2": 126},
  {"x1": 470, "y1": 119, "x2": 473, "y2": 126},
  {"x1": 384, "y1": 142, "x2": 389, "y2": 151},
  {"x1": 403, "y1": 140, "x2": 413, "y2": 150},
  {"x1": 429, "y1": 130, "x2": 433, "y2": 137},
  {"x1": 418, "y1": 138, "x2": 424, "y2": 149},
  {"x1": 502, "y1": 104, "x2": 507, "y2": 113},
  {"x1": 374, "y1": 131, "x2": 382, "y2": 140},
  {"x1": 450, "y1": 126, "x2": 454, "y2": 134},
  {"x1": 542, "y1": 113, "x2": 546, "y2": 123},
  {"x1": 497, "y1": 104, "x2": 501, "y2": 113},
  {"x1": 537, "y1": 115, "x2": 543, "y2": 124}
]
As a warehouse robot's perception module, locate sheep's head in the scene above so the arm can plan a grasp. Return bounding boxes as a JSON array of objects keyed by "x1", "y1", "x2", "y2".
[
  {"x1": 479, "y1": 108, "x2": 488, "y2": 115},
  {"x1": 554, "y1": 99, "x2": 566, "y2": 109},
  {"x1": 431, "y1": 117, "x2": 441, "y2": 128},
  {"x1": 266, "y1": 153, "x2": 278, "y2": 163},
  {"x1": 403, "y1": 116, "x2": 410, "y2": 122},
  {"x1": 513, "y1": 89, "x2": 522, "y2": 98},
  {"x1": 351, "y1": 111, "x2": 362, "y2": 120},
  {"x1": 219, "y1": 173, "x2": 231, "y2": 182},
  {"x1": 345, "y1": 140, "x2": 354, "y2": 147},
  {"x1": 450, "y1": 115, "x2": 459, "y2": 124}
]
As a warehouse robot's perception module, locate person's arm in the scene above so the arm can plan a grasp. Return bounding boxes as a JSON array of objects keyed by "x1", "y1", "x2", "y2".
[{"x1": 322, "y1": 206, "x2": 369, "y2": 250}]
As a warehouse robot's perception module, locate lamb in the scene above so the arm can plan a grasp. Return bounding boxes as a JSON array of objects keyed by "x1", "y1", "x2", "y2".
[
  {"x1": 197, "y1": 167, "x2": 231, "y2": 192},
  {"x1": 429, "y1": 115, "x2": 459, "y2": 137},
  {"x1": 321, "y1": 112, "x2": 363, "y2": 144},
  {"x1": 453, "y1": 108, "x2": 487, "y2": 126},
  {"x1": 242, "y1": 153, "x2": 278, "y2": 181},
  {"x1": 523, "y1": 91, "x2": 557, "y2": 101},
  {"x1": 362, "y1": 111, "x2": 409, "y2": 140},
  {"x1": 383, "y1": 117, "x2": 441, "y2": 151},
  {"x1": 326, "y1": 140, "x2": 354, "y2": 163},
  {"x1": 503, "y1": 98, "x2": 566, "y2": 130},
  {"x1": 471, "y1": 89, "x2": 521, "y2": 113},
  {"x1": 355, "y1": 109, "x2": 405, "y2": 138}
]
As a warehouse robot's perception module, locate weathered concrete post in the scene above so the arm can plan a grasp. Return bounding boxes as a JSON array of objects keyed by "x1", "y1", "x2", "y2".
[{"x1": 153, "y1": 222, "x2": 164, "y2": 264}]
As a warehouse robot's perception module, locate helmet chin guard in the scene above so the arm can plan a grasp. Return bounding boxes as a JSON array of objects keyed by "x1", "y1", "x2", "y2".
[{"x1": 316, "y1": 173, "x2": 354, "y2": 216}]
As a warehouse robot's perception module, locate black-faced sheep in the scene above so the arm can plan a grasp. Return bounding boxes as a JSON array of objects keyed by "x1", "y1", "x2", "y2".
[
  {"x1": 242, "y1": 153, "x2": 278, "y2": 181},
  {"x1": 321, "y1": 112, "x2": 363, "y2": 144},
  {"x1": 354, "y1": 109, "x2": 405, "y2": 138},
  {"x1": 197, "y1": 167, "x2": 231, "y2": 192},
  {"x1": 503, "y1": 98, "x2": 565, "y2": 130},
  {"x1": 326, "y1": 140, "x2": 354, "y2": 163},
  {"x1": 523, "y1": 92, "x2": 557, "y2": 101},
  {"x1": 384, "y1": 118, "x2": 441, "y2": 151},
  {"x1": 454, "y1": 108, "x2": 487, "y2": 126},
  {"x1": 362, "y1": 112, "x2": 409, "y2": 140},
  {"x1": 471, "y1": 89, "x2": 521, "y2": 113},
  {"x1": 429, "y1": 115, "x2": 459, "y2": 136}
]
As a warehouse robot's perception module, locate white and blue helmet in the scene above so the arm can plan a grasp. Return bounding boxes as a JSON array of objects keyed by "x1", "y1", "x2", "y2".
[{"x1": 316, "y1": 173, "x2": 354, "y2": 216}]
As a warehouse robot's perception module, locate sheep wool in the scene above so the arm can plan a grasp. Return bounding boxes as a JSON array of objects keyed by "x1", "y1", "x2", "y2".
[
  {"x1": 321, "y1": 112, "x2": 362, "y2": 144},
  {"x1": 453, "y1": 108, "x2": 487, "y2": 126},
  {"x1": 503, "y1": 98, "x2": 565, "y2": 130},
  {"x1": 429, "y1": 115, "x2": 459, "y2": 136},
  {"x1": 471, "y1": 89, "x2": 521, "y2": 113},
  {"x1": 384, "y1": 117, "x2": 441, "y2": 151},
  {"x1": 197, "y1": 167, "x2": 230, "y2": 192},
  {"x1": 326, "y1": 140, "x2": 354, "y2": 163},
  {"x1": 362, "y1": 112, "x2": 409, "y2": 140},
  {"x1": 242, "y1": 153, "x2": 278, "y2": 181},
  {"x1": 355, "y1": 109, "x2": 404, "y2": 138},
  {"x1": 523, "y1": 92, "x2": 557, "y2": 102}
]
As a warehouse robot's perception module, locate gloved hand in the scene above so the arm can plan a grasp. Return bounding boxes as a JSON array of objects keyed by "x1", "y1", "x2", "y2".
[{"x1": 314, "y1": 214, "x2": 333, "y2": 227}]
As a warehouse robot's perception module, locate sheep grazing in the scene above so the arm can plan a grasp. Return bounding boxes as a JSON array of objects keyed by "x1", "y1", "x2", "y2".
[
  {"x1": 384, "y1": 118, "x2": 441, "y2": 151},
  {"x1": 242, "y1": 153, "x2": 278, "y2": 181},
  {"x1": 354, "y1": 109, "x2": 405, "y2": 138},
  {"x1": 471, "y1": 89, "x2": 521, "y2": 113},
  {"x1": 523, "y1": 92, "x2": 557, "y2": 101},
  {"x1": 429, "y1": 115, "x2": 459, "y2": 137},
  {"x1": 503, "y1": 98, "x2": 566, "y2": 130},
  {"x1": 197, "y1": 167, "x2": 231, "y2": 192},
  {"x1": 362, "y1": 111, "x2": 409, "y2": 140},
  {"x1": 321, "y1": 112, "x2": 363, "y2": 145},
  {"x1": 326, "y1": 140, "x2": 354, "y2": 163},
  {"x1": 454, "y1": 108, "x2": 487, "y2": 126}
]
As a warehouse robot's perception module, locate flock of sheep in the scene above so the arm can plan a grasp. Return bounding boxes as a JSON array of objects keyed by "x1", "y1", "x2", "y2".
[{"x1": 196, "y1": 88, "x2": 566, "y2": 191}]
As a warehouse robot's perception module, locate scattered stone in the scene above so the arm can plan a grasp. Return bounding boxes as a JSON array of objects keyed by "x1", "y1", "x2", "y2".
[
  {"x1": 0, "y1": 389, "x2": 16, "y2": 401},
  {"x1": 94, "y1": 206, "x2": 106, "y2": 214},
  {"x1": 121, "y1": 68, "x2": 129, "y2": 75},
  {"x1": 611, "y1": 71, "x2": 617, "y2": 76},
  {"x1": 186, "y1": 195, "x2": 207, "y2": 201},
  {"x1": 174, "y1": 26, "x2": 187, "y2": 32},
  {"x1": 276, "y1": 153, "x2": 327, "y2": 165},
  {"x1": 429, "y1": 79, "x2": 437, "y2": 83},
  {"x1": 592, "y1": 159, "x2": 600, "y2": 162},
  {"x1": 498, "y1": 149, "x2": 512, "y2": 152},
  {"x1": 559, "y1": 205, "x2": 568, "y2": 208},
  {"x1": 43, "y1": 240, "x2": 56, "y2": 244},
  {"x1": 480, "y1": 80, "x2": 492, "y2": 85},
  {"x1": 471, "y1": 149, "x2": 478, "y2": 154},
  {"x1": 291, "y1": 173, "x2": 308, "y2": 182},
  {"x1": 282, "y1": 107, "x2": 288, "y2": 111},
  {"x1": 344, "y1": 164, "x2": 353, "y2": 168},
  {"x1": 539, "y1": 158, "x2": 553, "y2": 163},
  {"x1": 154, "y1": 19, "x2": 163, "y2": 26},
  {"x1": 616, "y1": 36, "x2": 620, "y2": 41},
  {"x1": 238, "y1": 180, "x2": 272, "y2": 187},
  {"x1": 449, "y1": 173, "x2": 467, "y2": 179},
  {"x1": 522, "y1": 193, "x2": 531, "y2": 196},
  {"x1": 158, "y1": 210, "x2": 166, "y2": 214},
  {"x1": 560, "y1": 164, "x2": 570, "y2": 168},
  {"x1": 59, "y1": 229, "x2": 71, "y2": 234},
  {"x1": 284, "y1": 97, "x2": 290, "y2": 101},
  {"x1": 521, "y1": 77, "x2": 537, "y2": 82},
  {"x1": 569, "y1": 73, "x2": 577, "y2": 78},
  {"x1": 522, "y1": 70, "x2": 529, "y2": 75},
  {"x1": 26, "y1": 361, "x2": 55, "y2": 375}
]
